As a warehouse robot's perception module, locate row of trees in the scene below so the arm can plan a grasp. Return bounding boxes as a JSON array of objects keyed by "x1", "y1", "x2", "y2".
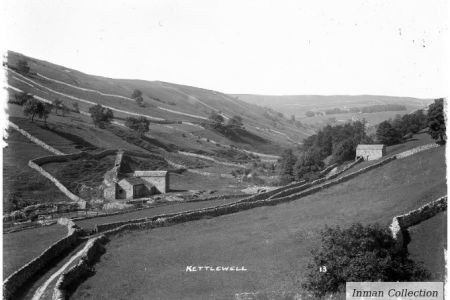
[
  {"x1": 279, "y1": 120, "x2": 371, "y2": 183},
  {"x1": 18, "y1": 93, "x2": 150, "y2": 137},
  {"x1": 376, "y1": 99, "x2": 445, "y2": 145}
]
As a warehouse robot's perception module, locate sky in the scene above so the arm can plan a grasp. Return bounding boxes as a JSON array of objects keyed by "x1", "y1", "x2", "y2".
[{"x1": 1, "y1": 0, "x2": 449, "y2": 98}]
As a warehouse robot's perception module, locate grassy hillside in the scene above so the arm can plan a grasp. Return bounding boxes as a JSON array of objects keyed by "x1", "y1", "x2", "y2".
[
  {"x1": 72, "y1": 145, "x2": 446, "y2": 300},
  {"x1": 6, "y1": 51, "x2": 309, "y2": 153},
  {"x1": 3, "y1": 129, "x2": 68, "y2": 212}
]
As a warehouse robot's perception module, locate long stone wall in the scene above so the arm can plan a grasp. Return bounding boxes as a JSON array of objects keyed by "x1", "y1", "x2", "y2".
[
  {"x1": 395, "y1": 143, "x2": 440, "y2": 159},
  {"x1": 28, "y1": 160, "x2": 86, "y2": 208},
  {"x1": 2, "y1": 224, "x2": 81, "y2": 300},
  {"x1": 390, "y1": 196, "x2": 447, "y2": 252},
  {"x1": 8, "y1": 121, "x2": 64, "y2": 155},
  {"x1": 52, "y1": 235, "x2": 108, "y2": 300}
]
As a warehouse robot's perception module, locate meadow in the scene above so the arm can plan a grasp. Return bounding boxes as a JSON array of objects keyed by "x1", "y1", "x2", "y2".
[{"x1": 71, "y1": 146, "x2": 446, "y2": 300}]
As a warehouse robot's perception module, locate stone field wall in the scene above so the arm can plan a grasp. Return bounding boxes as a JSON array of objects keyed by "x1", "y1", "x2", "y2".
[
  {"x1": 390, "y1": 196, "x2": 447, "y2": 251},
  {"x1": 2, "y1": 222, "x2": 81, "y2": 300}
]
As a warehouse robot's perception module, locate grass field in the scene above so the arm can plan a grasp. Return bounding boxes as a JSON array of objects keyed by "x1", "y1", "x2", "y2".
[
  {"x1": 71, "y1": 145, "x2": 446, "y2": 300},
  {"x1": 3, "y1": 129, "x2": 69, "y2": 212},
  {"x1": 408, "y1": 211, "x2": 447, "y2": 280},
  {"x1": 3, "y1": 224, "x2": 68, "y2": 277},
  {"x1": 75, "y1": 196, "x2": 246, "y2": 231}
]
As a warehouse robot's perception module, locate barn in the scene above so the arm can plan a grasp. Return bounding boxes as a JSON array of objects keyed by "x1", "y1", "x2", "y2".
[
  {"x1": 116, "y1": 177, "x2": 156, "y2": 200},
  {"x1": 355, "y1": 144, "x2": 386, "y2": 161}
]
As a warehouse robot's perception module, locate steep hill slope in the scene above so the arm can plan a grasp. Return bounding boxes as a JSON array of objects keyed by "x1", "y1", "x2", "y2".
[{"x1": 6, "y1": 51, "x2": 310, "y2": 154}]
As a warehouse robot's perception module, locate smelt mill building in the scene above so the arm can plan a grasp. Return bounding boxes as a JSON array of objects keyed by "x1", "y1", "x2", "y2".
[{"x1": 355, "y1": 144, "x2": 386, "y2": 161}]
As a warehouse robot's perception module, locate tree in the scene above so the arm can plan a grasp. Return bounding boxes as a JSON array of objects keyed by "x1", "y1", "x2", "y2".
[
  {"x1": 227, "y1": 115, "x2": 243, "y2": 128},
  {"x1": 302, "y1": 223, "x2": 429, "y2": 297},
  {"x1": 12, "y1": 92, "x2": 33, "y2": 105},
  {"x1": 72, "y1": 102, "x2": 80, "y2": 113},
  {"x1": 209, "y1": 112, "x2": 224, "y2": 125},
  {"x1": 53, "y1": 99, "x2": 62, "y2": 115},
  {"x1": 376, "y1": 121, "x2": 402, "y2": 145},
  {"x1": 61, "y1": 104, "x2": 70, "y2": 117},
  {"x1": 42, "y1": 103, "x2": 53, "y2": 125},
  {"x1": 131, "y1": 89, "x2": 144, "y2": 106},
  {"x1": 305, "y1": 111, "x2": 315, "y2": 117},
  {"x1": 332, "y1": 138, "x2": 355, "y2": 163},
  {"x1": 293, "y1": 149, "x2": 324, "y2": 181},
  {"x1": 89, "y1": 104, "x2": 114, "y2": 128},
  {"x1": 427, "y1": 98, "x2": 446, "y2": 143},
  {"x1": 125, "y1": 116, "x2": 150, "y2": 136},
  {"x1": 23, "y1": 98, "x2": 48, "y2": 122},
  {"x1": 17, "y1": 59, "x2": 30, "y2": 74},
  {"x1": 278, "y1": 149, "x2": 297, "y2": 183}
]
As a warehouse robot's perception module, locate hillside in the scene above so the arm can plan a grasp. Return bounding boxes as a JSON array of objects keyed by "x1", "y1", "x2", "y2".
[
  {"x1": 6, "y1": 51, "x2": 311, "y2": 154},
  {"x1": 235, "y1": 94, "x2": 433, "y2": 128}
]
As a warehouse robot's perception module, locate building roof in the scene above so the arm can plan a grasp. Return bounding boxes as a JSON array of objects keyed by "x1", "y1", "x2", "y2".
[
  {"x1": 356, "y1": 144, "x2": 385, "y2": 150},
  {"x1": 119, "y1": 177, "x2": 146, "y2": 186},
  {"x1": 133, "y1": 170, "x2": 168, "y2": 177}
]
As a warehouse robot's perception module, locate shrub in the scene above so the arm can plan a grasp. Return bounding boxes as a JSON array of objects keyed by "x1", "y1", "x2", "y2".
[
  {"x1": 302, "y1": 223, "x2": 429, "y2": 297},
  {"x1": 89, "y1": 104, "x2": 114, "y2": 128}
]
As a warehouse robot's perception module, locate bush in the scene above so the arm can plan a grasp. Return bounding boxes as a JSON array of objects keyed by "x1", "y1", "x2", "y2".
[
  {"x1": 89, "y1": 104, "x2": 114, "y2": 128},
  {"x1": 302, "y1": 223, "x2": 429, "y2": 297}
]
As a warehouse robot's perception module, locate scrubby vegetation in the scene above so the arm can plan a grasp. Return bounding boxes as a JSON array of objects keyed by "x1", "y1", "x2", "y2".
[{"x1": 302, "y1": 223, "x2": 429, "y2": 297}]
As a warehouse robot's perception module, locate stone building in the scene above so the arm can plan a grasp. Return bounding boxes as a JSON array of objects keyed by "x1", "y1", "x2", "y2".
[
  {"x1": 133, "y1": 171, "x2": 169, "y2": 193},
  {"x1": 355, "y1": 144, "x2": 386, "y2": 161},
  {"x1": 116, "y1": 177, "x2": 156, "y2": 200}
]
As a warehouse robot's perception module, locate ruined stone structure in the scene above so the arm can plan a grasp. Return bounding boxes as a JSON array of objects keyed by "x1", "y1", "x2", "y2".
[
  {"x1": 355, "y1": 144, "x2": 386, "y2": 161},
  {"x1": 102, "y1": 151, "x2": 169, "y2": 200}
]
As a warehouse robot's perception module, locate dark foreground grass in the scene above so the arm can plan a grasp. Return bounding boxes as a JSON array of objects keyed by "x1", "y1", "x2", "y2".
[
  {"x1": 408, "y1": 211, "x2": 447, "y2": 281},
  {"x1": 71, "y1": 146, "x2": 446, "y2": 300},
  {"x1": 3, "y1": 224, "x2": 67, "y2": 277}
]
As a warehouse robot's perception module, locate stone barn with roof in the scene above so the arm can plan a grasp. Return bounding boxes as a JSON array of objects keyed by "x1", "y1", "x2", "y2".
[{"x1": 356, "y1": 144, "x2": 386, "y2": 161}]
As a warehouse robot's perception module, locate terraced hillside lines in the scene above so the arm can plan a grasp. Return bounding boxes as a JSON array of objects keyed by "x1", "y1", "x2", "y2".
[{"x1": 70, "y1": 146, "x2": 446, "y2": 300}]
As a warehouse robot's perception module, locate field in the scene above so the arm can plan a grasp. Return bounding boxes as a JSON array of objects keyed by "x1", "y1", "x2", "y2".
[
  {"x1": 75, "y1": 196, "x2": 245, "y2": 231},
  {"x1": 408, "y1": 211, "x2": 447, "y2": 280},
  {"x1": 71, "y1": 145, "x2": 446, "y2": 299},
  {"x1": 3, "y1": 129, "x2": 68, "y2": 212},
  {"x1": 3, "y1": 224, "x2": 68, "y2": 277}
]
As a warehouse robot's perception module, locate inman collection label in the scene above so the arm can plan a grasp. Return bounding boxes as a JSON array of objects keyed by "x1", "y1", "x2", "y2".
[{"x1": 346, "y1": 282, "x2": 443, "y2": 300}]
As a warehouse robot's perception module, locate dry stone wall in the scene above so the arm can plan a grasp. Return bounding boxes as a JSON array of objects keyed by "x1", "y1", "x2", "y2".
[
  {"x1": 28, "y1": 160, "x2": 86, "y2": 208},
  {"x1": 390, "y1": 196, "x2": 447, "y2": 251},
  {"x1": 8, "y1": 121, "x2": 64, "y2": 155},
  {"x1": 52, "y1": 235, "x2": 107, "y2": 300},
  {"x1": 94, "y1": 156, "x2": 397, "y2": 234},
  {"x1": 395, "y1": 143, "x2": 440, "y2": 159},
  {"x1": 3, "y1": 223, "x2": 81, "y2": 300}
]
